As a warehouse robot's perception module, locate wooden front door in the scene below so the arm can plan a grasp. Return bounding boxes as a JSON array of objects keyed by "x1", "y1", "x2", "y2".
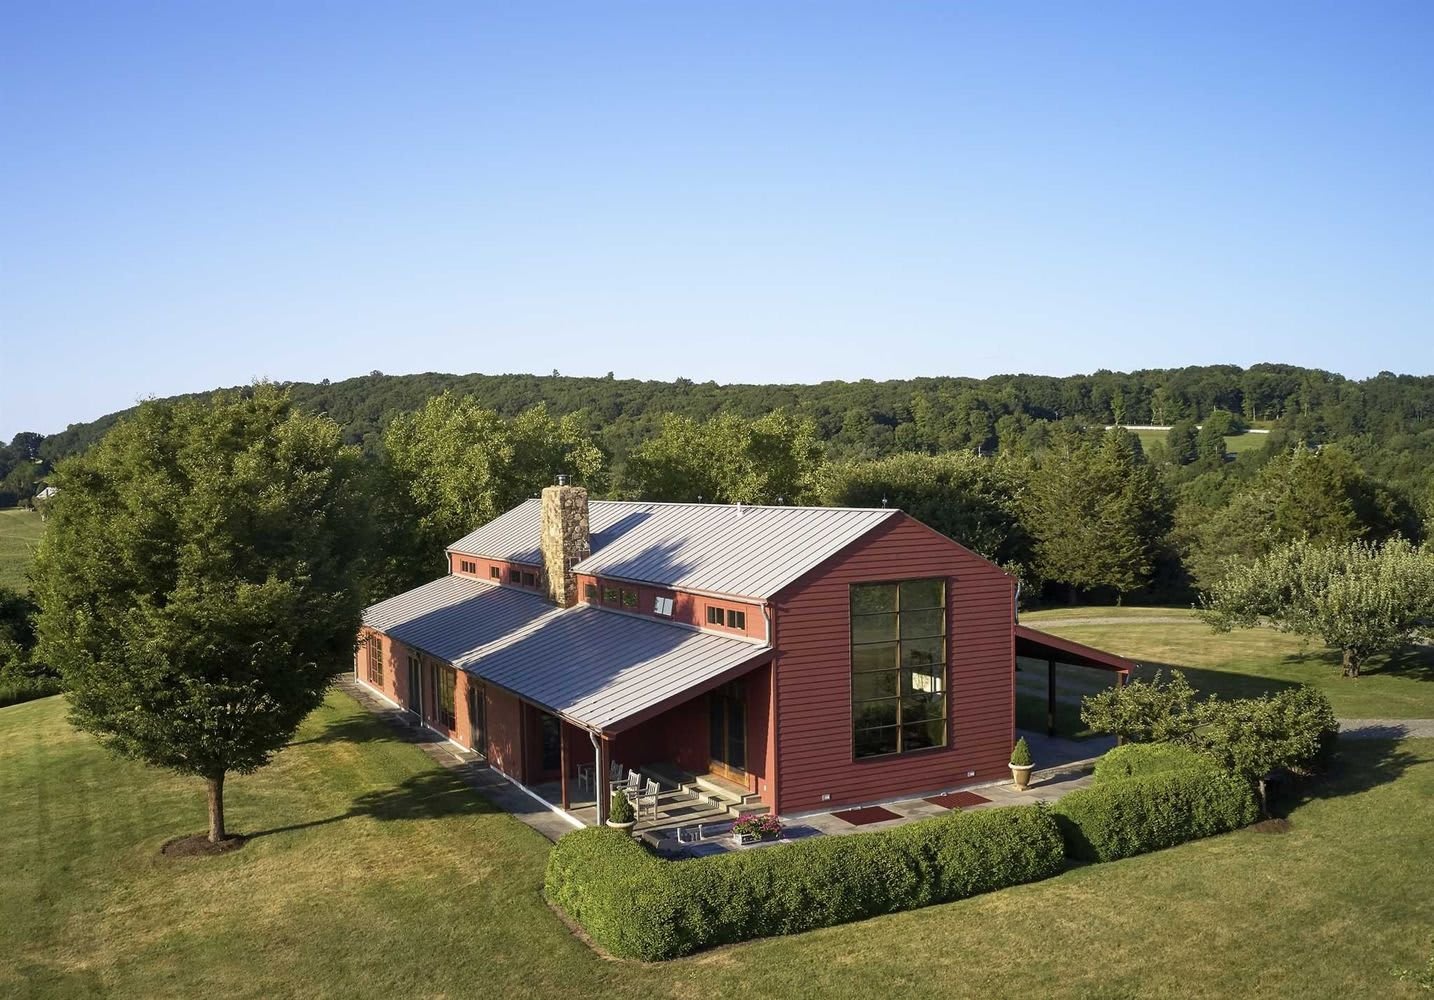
[{"x1": 708, "y1": 682, "x2": 747, "y2": 781}]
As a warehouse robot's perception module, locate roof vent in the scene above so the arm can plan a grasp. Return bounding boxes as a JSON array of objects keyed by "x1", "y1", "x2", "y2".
[{"x1": 556, "y1": 473, "x2": 568, "y2": 486}]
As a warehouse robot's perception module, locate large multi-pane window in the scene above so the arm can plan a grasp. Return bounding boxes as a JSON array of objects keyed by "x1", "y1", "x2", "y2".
[
  {"x1": 850, "y1": 579, "x2": 947, "y2": 759},
  {"x1": 366, "y1": 635, "x2": 383, "y2": 687},
  {"x1": 434, "y1": 665, "x2": 456, "y2": 730}
]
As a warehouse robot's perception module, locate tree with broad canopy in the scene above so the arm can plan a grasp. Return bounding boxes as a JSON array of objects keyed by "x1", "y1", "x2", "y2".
[
  {"x1": 1199, "y1": 537, "x2": 1434, "y2": 678},
  {"x1": 32, "y1": 386, "x2": 368, "y2": 843}
]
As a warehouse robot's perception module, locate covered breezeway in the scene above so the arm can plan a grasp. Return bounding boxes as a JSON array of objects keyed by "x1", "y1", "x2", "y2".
[{"x1": 1014, "y1": 624, "x2": 1138, "y2": 738}]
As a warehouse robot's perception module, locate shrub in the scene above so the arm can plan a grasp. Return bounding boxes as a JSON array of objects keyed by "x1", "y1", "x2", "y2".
[
  {"x1": 1081, "y1": 670, "x2": 1202, "y2": 743},
  {"x1": 608, "y1": 790, "x2": 634, "y2": 824},
  {"x1": 1189, "y1": 685, "x2": 1338, "y2": 781},
  {"x1": 0, "y1": 675, "x2": 62, "y2": 709},
  {"x1": 545, "y1": 804, "x2": 1064, "y2": 961},
  {"x1": 1010, "y1": 736, "x2": 1032, "y2": 767},
  {"x1": 1054, "y1": 750, "x2": 1258, "y2": 862},
  {"x1": 1093, "y1": 742, "x2": 1214, "y2": 783}
]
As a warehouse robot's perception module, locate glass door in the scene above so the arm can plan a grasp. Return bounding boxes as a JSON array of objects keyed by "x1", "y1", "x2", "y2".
[
  {"x1": 708, "y1": 682, "x2": 747, "y2": 781},
  {"x1": 468, "y1": 682, "x2": 487, "y2": 759}
]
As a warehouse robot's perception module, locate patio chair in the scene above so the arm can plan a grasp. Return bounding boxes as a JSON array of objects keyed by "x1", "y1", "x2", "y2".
[
  {"x1": 622, "y1": 770, "x2": 643, "y2": 802},
  {"x1": 635, "y1": 779, "x2": 660, "y2": 822},
  {"x1": 608, "y1": 760, "x2": 625, "y2": 784},
  {"x1": 576, "y1": 762, "x2": 594, "y2": 797}
]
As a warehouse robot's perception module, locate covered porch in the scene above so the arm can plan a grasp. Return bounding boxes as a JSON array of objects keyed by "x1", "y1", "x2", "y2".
[{"x1": 522, "y1": 657, "x2": 775, "y2": 833}]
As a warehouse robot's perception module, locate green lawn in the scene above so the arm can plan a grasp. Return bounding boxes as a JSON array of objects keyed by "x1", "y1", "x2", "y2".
[
  {"x1": 1024, "y1": 607, "x2": 1434, "y2": 718},
  {"x1": 0, "y1": 508, "x2": 43, "y2": 591},
  {"x1": 4, "y1": 690, "x2": 1433, "y2": 999},
  {"x1": 1129, "y1": 428, "x2": 1268, "y2": 456}
]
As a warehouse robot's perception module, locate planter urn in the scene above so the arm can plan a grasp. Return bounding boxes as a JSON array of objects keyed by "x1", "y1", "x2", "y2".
[
  {"x1": 1009, "y1": 763, "x2": 1034, "y2": 791},
  {"x1": 606, "y1": 819, "x2": 636, "y2": 833}
]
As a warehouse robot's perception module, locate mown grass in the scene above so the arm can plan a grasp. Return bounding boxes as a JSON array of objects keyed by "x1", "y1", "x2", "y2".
[
  {"x1": 1025, "y1": 606, "x2": 1434, "y2": 719},
  {"x1": 4, "y1": 690, "x2": 1432, "y2": 999},
  {"x1": 1129, "y1": 427, "x2": 1269, "y2": 456},
  {"x1": 0, "y1": 508, "x2": 43, "y2": 591}
]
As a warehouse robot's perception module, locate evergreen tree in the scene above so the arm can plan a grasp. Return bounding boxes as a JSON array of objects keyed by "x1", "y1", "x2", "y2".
[
  {"x1": 1027, "y1": 429, "x2": 1173, "y2": 600},
  {"x1": 1167, "y1": 419, "x2": 1199, "y2": 465},
  {"x1": 1188, "y1": 444, "x2": 1411, "y2": 587}
]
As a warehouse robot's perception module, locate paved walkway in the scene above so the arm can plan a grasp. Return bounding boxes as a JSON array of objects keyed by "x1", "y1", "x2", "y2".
[
  {"x1": 336, "y1": 677, "x2": 578, "y2": 842},
  {"x1": 1338, "y1": 718, "x2": 1434, "y2": 740}
]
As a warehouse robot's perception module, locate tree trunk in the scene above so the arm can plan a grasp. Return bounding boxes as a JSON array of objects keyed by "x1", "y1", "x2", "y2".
[
  {"x1": 1342, "y1": 649, "x2": 1361, "y2": 679},
  {"x1": 207, "y1": 773, "x2": 227, "y2": 843},
  {"x1": 1067, "y1": 583, "x2": 1078, "y2": 606}
]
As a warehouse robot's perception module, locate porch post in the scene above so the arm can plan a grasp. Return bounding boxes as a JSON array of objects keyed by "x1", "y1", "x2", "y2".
[
  {"x1": 559, "y1": 723, "x2": 570, "y2": 810},
  {"x1": 592, "y1": 731, "x2": 608, "y2": 825},
  {"x1": 1047, "y1": 657, "x2": 1057, "y2": 737},
  {"x1": 1115, "y1": 670, "x2": 1128, "y2": 746}
]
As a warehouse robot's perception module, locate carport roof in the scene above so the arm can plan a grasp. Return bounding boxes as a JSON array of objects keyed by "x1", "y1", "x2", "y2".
[
  {"x1": 363, "y1": 575, "x2": 771, "y2": 733},
  {"x1": 1014, "y1": 624, "x2": 1138, "y2": 673}
]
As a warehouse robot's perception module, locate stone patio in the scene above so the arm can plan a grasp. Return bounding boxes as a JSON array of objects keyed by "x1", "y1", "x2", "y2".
[{"x1": 643, "y1": 741, "x2": 1106, "y2": 858}]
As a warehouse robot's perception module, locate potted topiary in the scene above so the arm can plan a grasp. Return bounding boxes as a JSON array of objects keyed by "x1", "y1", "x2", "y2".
[
  {"x1": 606, "y1": 790, "x2": 636, "y2": 832},
  {"x1": 1009, "y1": 737, "x2": 1034, "y2": 790}
]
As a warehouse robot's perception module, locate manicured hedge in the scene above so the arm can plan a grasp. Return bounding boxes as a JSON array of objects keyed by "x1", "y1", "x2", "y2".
[
  {"x1": 1054, "y1": 744, "x2": 1258, "y2": 863},
  {"x1": 545, "y1": 804, "x2": 1064, "y2": 961},
  {"x1": 1092, "y1": 742, "x2": 1216, "y2": 783}
]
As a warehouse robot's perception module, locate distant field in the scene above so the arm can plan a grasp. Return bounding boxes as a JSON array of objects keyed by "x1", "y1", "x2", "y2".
[
  {"x1": 1129, "y1": 428, "x2": 1267, "y2": 456},
  {"x1": 0, "y1": 510, "x2": 43, "y2": 591}
]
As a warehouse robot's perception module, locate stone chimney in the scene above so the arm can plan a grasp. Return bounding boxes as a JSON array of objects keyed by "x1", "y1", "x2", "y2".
[{"x1": 540, "y1": 481, "x2": 590, "y2": 607}]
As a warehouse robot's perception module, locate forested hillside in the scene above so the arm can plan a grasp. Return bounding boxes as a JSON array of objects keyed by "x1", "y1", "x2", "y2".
[
  {"x1": 12, "y1": 363, "x2": 1434, "y2": 477},
  {"x1": 6, "y1": 364, "x2": 1434, "y2": 608}
]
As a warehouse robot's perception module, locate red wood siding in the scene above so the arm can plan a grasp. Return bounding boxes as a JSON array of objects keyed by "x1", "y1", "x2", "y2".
[
  {"x1": 607, "y1": 662, "x2": 774, "y2": 804},
  {"x1": 450, "y1": 554, "x2": 544, "y2": 592},
  {"x1": 770, "y1": 514, "x2": 1015, "y2": 814},
  {"x1": 485, "y1": 686, "x2": 524, "y2": 778},
  {"x1": 574, "y1": 573, "x2": 766, "y2": 640}
]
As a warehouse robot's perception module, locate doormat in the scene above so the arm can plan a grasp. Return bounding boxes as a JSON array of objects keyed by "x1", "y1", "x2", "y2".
[
  {"x1": 924, "y1": 791, "x2": 990, "y2": 809},
  {"x1": 831, "y1": 805, "x2": 902, "y2": 826}
]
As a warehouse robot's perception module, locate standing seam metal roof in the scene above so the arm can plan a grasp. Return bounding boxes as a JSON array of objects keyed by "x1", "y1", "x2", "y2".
[
  {"x1": 446, "y1": 500, "x2": 897, "y2": 599},
  {"x1": 362, "y1": 574, "x2": 770, "y2": 732}
]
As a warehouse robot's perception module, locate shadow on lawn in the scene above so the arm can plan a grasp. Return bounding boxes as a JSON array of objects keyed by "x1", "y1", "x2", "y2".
[
  {"x1": 1133, "y1": 660, "x2": 1303, "y2": 700},
  {"x1": 1269, "y1": 738, "x2": 1422, "y2": 819},
  {"x1": 286, "y1": 714, "x2": 397, "y2": 748},
  {"x1": 247, "y1": 768, "x2": 499, "y2": 839}
]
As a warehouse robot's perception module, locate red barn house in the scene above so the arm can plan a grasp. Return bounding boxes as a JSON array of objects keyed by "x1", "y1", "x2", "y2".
[{"x1": 355, "y1": 484, "x2": 1131, "y2": 825}]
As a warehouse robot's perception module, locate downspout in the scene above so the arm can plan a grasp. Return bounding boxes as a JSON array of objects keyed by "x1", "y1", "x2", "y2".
[{"x1": 589, "y1": 729, "x2": 606, "y2": 824}]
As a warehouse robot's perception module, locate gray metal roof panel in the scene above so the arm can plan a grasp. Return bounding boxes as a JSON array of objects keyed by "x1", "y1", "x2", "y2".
[
  {"x1": 363, "y1": 575, "x2": 770, "y2": 732},
  {"x1": 447, "y1": 500, "x2": 897, "y2": 599}
]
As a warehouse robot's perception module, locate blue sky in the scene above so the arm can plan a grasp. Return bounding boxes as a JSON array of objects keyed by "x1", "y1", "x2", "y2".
[{"x1": 3, "y1": 2, "x2": 1432, "y2": 438}]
